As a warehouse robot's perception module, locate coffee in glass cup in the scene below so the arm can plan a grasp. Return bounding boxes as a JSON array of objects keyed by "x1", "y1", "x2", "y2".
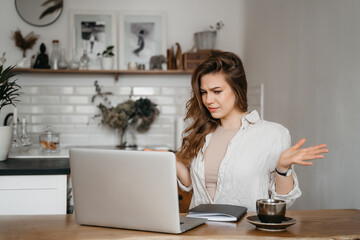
[{"x1": 256, "y1": 199, "x2": 286, "y2": 223}]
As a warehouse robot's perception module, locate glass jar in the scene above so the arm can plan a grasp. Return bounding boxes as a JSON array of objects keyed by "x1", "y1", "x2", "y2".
[
  {"x1": 50, "y1": 40, "x2": 61, "y2": 70},
  {"x1": 58, "y1": 47, "x2": 68, "y2": 69},
  {"x1": 79, "y1": 49, "x2": 90, "y2": 70},
  {"x1": 39, "y1": 125, "x2": 60, "y2": 153},
  {"x1": 69, "y1": 49, "x2": 80, "y2": 70}
]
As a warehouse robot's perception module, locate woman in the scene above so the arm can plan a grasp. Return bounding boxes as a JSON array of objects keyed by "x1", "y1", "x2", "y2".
[{"x1": 176, "y1": 52, "x2": 328, "y2": 211}]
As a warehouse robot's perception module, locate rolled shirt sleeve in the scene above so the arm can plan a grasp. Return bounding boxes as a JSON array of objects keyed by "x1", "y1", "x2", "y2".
[
  {"x1": 177, "y1": 178, "x2": 193, "y2": 192},
  {"x1": 269, "y1": 168, "x2": 302, "y2": 208},
  {"x1": 268, "y1": 128, "x2": 302, "y2": 208}
]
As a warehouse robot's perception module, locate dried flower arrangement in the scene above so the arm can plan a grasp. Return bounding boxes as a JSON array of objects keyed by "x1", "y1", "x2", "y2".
[
  {"x1": 12, "y1": 30, "x2": 39, "y2": 58},
  {"x1": 91, "y1": 81, "x2": 159, "y2": 148}
]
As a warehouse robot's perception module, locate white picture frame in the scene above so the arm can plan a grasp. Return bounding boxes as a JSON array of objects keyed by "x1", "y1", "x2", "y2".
[
  {"x1": 118, "y1": 11, "x2": 167, "y2": 70},
  {"x1": 69, "y1": 10, "x2": 117, "y2": 70}
]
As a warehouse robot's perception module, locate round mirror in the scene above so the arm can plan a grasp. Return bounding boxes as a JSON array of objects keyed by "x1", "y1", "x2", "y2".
[{"x1": 15, "y1": 0, "x2": 63, "y2": 27}]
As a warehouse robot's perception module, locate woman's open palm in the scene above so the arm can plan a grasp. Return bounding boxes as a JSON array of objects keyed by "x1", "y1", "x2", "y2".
[{"x1": 278, "y1": 138, "x2": 328, "y2": 169}]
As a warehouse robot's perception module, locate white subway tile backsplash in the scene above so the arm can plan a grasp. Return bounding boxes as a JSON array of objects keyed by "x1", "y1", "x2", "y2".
[
  {"x1": 21, "y1": 87, "x2": 40, "y2": 94},
  {"x1": 17, "y1": 95, "x2": 31, "y2": 103},
  {"x1": 75, "y1": 86, "x2": 96, "y2": 95},
  {"x1": 155, "y1": 116, "x2": 175, "y2": 125},
  {"x1": 174, "y1": 95, "x2": 189, "y2": 105},
  {"x1": 43, "y1": 86, "x2": 74, "y2": 95},
  {"x1": 161, "y1": 87, "x2": 191, "y2": 95},
  {"x1": 17, "y1": 105, "x2": 45, "y2": 114},
  {"x1": 115, "y1": 87, "x2": 132, "y2": 96},
  {"x1": 136, "y1": 134, "x2": 175, "y2": 149},
  {"x1": 102, "y1": 86, "x2": 132, "y2": 96},
  {"x1": 144, "y1": 125, "x2": 174, "y2": 134},
  {"x1": 29, "y1": 124, "x2": 48, "y2": 133},
  {"x1": 176, "y1": 105, "x2": 187, "y2": 116},
  {"x1": 133, "y1": 87, "x2": 160, "y2": 95},
  {"x1": 32, "y1": 115, "x2": 61, "y2": 124},
  {"x1": 73, "y1": 124, "x2": 107, "y2": 134},
  {"x1": 61, "y1": 96, "x2": 89, "y2": 104},
  {"x1": 75, "y1": 106, "x2": 99, "y2": 114},
  {"x1": 160, "y1": 106, "x2": 177, "y2": 115},
  {"x1": 44, "y1": 105, "x2": 74, "y2": 114},
  {"x1": 32, "y1": 96, "x2": 60, "y2": 104},
  {"x1": 61, "y1": 133, "x2": 117, "y2": 147},
  {"x1": 61, "y1": 115, "x2": 89, "y2": 124},
  {"x1": 148, "y1": 96, "x2": 174, "y2": 105}
]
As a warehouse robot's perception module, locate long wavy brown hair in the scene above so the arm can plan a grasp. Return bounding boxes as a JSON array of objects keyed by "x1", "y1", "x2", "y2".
[{"x1": 176, "y1": 52, "x2": 248, "y2": 165}]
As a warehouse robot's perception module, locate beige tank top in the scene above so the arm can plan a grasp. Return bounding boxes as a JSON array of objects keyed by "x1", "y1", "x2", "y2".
[{"x1": 204, "y1": 126, "x2": 239, "y2": 200}]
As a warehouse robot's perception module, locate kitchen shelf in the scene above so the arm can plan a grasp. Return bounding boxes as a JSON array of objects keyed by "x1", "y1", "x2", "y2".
[{"x1": 13, "y1": 68, "x2": 192, "y2": 81}]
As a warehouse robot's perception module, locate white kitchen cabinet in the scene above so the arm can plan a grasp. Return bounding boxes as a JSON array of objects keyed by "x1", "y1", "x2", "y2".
[{"x1": 0, "y1": 175, "x2": 67, "y2": 215}]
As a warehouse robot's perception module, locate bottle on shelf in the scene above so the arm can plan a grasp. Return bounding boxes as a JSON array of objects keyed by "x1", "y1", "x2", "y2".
[
  {"x1": 10, "y1": 122, "x2": 21, "y2": 153},
  {"x1": 79, "y1": 48, "x2": 90, "y2": 70},
  {"x1": 19, "y1": 118, "x2": 32, "y2": 152},
  {"x1": 50, "y1": 40, "x2": 61, "y2": 70},
  {"x1": 58, "y1": 47, "x2": 68, "y2": 69},
  {"x1": 68, "y1": 49, "x2": 80, "y2": 70}
]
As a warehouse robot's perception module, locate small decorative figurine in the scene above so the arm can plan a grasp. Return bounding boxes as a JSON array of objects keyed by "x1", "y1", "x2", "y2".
[
  {"x1": 33, "y1": 43, "x2": 50, "y2": 69},
  {"x1": 150, "y1": 55, "x2": 166, "y2": 70}
]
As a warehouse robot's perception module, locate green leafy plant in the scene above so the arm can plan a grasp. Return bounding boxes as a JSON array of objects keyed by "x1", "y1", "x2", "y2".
[
  {"x1": 209, "y1": 21, "x2": 225, "y2": 31},
  {"x1": 0, "y1": 53, "x2": 21, "y2": 112},
  {"x1": 97, "y1": 45, "x2": 115, "y2": 58}
]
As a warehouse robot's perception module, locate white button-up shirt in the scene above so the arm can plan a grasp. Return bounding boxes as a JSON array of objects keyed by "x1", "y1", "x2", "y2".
[{"x1": 178, "y1": 110, "x2": 302, "y2": 212}]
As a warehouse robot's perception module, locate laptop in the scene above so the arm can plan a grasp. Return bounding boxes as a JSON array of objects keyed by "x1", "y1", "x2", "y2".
[{"x1": 69, "y1": 148, "x2": 207, "y2": 234}]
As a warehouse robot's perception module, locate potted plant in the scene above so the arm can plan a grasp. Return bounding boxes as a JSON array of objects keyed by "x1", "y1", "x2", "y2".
[
  {"x1": 98, "y1": 45, "x2": 115, "y2": 70},
  {"x1": 194, "y1": 21, "x2": 224, "y2": 50},
  {"x1": 0, "y1": 53, "x2": 21, "y2": 161},
  {"x1": 91, "y1": 81, "x2": 159, "y2": 149}
]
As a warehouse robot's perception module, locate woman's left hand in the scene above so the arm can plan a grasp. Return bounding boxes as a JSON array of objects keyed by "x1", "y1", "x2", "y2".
[{"x1": 277, "y1": 138, "x2": 328, "y2": 171}]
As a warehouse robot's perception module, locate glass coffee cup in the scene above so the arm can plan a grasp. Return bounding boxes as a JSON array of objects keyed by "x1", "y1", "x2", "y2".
[{"x1": 256, "y1": 199, "x2": 286, "y2": 223}]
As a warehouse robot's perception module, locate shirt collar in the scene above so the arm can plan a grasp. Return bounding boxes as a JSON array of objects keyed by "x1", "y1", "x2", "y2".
[
  {"x1": 204, "y1": 110, "x2": 260, "y2": 147},
  {"x1": 244, "y1": 110, "x2": 261, "y2": 123},
  {"x1": 241, "y1": 110, "x2": 260, "y2": 129}
]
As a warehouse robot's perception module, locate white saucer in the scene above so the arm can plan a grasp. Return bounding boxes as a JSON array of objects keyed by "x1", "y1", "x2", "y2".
[{"x1": 246, "y1": 215, "x2": 296, "y2": 232}]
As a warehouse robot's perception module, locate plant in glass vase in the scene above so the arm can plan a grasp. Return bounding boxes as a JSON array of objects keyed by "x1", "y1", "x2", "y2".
[
  {"x1": 0, "y1": 53, "x2": 21, "y2": 160},
  {"x1": 91, "y1": 81, "x2": 159, "y2": 149}
]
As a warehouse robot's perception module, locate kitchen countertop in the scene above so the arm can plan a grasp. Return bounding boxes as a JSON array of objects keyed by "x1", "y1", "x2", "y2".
[
  {"x1": 1, "y1": 145, "x2": 170, "y2": 176},
  {"x1": 8, "y1": 147, "x2": 70, "y2": 159},
  {"x1": 0, "y1": 157, "x2": 70, "y2": 176}
]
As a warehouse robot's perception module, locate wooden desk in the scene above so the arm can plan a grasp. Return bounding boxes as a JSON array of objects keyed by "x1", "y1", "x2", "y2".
[{"x1": 1, "y1": 209, "x2": 359, "y2": 239}]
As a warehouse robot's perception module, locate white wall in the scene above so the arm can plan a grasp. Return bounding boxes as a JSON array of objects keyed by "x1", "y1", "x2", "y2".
[
  {"x1": 242, "y1": 0, "x2": 360, "y2": 210},
  {"x1": 0, "y1": 0, "x2": 246, "y2": 150},
  {"x1": 0, "y1": 0, "x2": 242, "y2": 65}
]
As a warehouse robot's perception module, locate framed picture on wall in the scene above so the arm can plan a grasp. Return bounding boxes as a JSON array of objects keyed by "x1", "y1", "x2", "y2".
[
  {"x1": 69, "y1": 10, "x2": 117, "y2": 70},
  {"x1": 118, "y1": 12, "x2": 167, "y2": 70}
]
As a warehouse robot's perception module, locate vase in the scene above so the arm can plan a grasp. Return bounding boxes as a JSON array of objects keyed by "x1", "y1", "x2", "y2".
[
  {"x1": 126, "y1": 121, "x2": 138, "y2": 150},
  {"x1": 0, "y1": 126, "x2": 13, "y2": 161},
  {"x1": 101, "y1": 57, "x2": 114, "y2": 70},
  {"x1": 16, "y1": 57, "x2": 31, "y2": 68},
  {"x1": 194, "y1": 31, "x2": 217, "y2": 50},
  {"x1": 116, "y1": 127, "x2": 127, "y2": 149},
  {"x1": 116, "y1": 123, "x2": 137, "y2": 150}
]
